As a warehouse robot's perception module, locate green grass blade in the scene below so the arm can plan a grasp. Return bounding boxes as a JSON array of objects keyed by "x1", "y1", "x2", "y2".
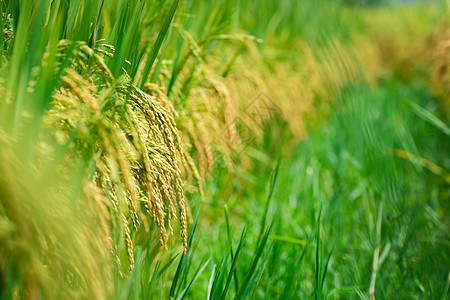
[
  {"x1": 280, "y1": 241, "x2": 310, "y2": 299},
  {"x1": 133, "y1": 246, "x2": 142, "y2": 300},
  {"x1": 167, "y1": 14, "x2": 193, "y2": 95},
  {"x1": 139, "y1": 0, "x2": 180, "y2": 89},
  {"x1": 220, "y1": 226, "x2": 247, "y2": 300},
  {"x1": 176, "y1": 258, "x2": 211, "y2": 300},
  {"x1": 408, "y1": 100, "x2": 450, "y2": 136},
  {"x1": 257, "y1": 161, "x2": 280, "y2": 246},
  {"x1": 160, "y1": 253, "x2": 181, "y2": 275},
  {"x1": 207, "y1": 264, "x2": 216, "y2": 300},
  {"x1": 150, "y1": 22, "x2": 173, "y2": 84},
  {"x1": 210, "y1": 256, "x2": 229, "y2": 300},
  {"x1": 224, "y1": 204, "x2": 240, "y2": 292},
  {"x1": 169, "y1": 207, "x2": 201, "y2": 298},
  {"x1": 120, "y1": 246, "x2": 142, "y2": 300},
  {"x1": 314, "y1": 208, "x2": 322, "y2": 300},
  {"x1": 236, "y1": 223, "x2": 273, "y2": 300}
]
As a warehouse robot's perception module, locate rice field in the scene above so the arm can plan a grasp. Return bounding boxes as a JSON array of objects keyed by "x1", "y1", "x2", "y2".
[{"x1": 0, "y1": 0, "x2": 449, "y2": 299}]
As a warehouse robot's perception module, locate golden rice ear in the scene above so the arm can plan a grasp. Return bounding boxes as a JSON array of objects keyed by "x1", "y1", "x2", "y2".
[{"x1": 43, "y1": 41, "x2": 192, "y2": 260}]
